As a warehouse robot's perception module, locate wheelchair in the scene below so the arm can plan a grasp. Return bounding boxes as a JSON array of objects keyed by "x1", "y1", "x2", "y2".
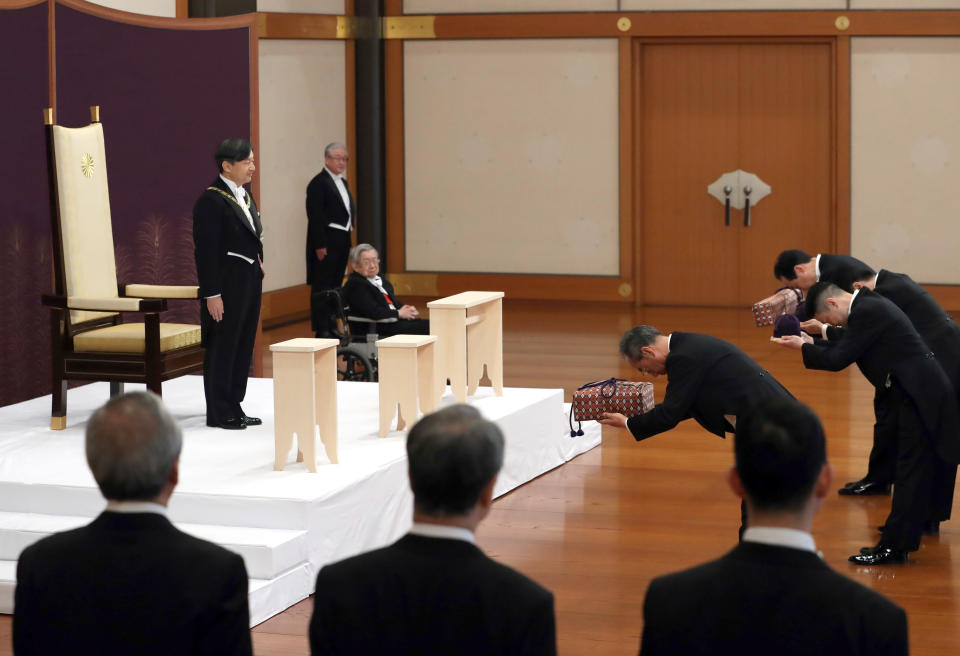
[{"x1": 312, "y1": 288, "x2": 391, "y2": 382}]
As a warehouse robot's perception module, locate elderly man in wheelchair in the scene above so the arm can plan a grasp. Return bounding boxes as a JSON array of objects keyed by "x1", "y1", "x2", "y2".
[
  {"x1": 312, "y1": 244, "x2": 428, "y2": 382},
  {"x1": 341, "y1": 244, "x2": 429, "y2": 337}
]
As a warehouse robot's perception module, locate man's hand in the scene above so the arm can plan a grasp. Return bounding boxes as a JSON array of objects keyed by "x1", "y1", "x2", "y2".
[
  {"x1": 315, "y1": 248, "x2": 327, "y2": 261},
  {"x1": 206, "y1": 296, "x2": 224, "y2": 322},
  {"x1": 597, "y1": 412, "x2": 628, "y2": 429},
  {"x1": 776, "y1": 334, "x2": 809, "y2": 350},
  {"x1": 398, "y1": 305, "x2": 419, "y2": 320},
  {"x1": 800, "y1": 318, "x2": 824, "y2": 335}
]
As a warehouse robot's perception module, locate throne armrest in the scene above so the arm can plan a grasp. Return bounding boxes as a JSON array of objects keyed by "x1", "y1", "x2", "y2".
[
  {"x1": 347, "y1": 315, "x2": 398, "y2": 324},
  {"x1": 42, "y1": 294, "x2": 167, "y2": 313},
  {"x1": 124, "y1": 284, "x2": 200, "y2": 300}
]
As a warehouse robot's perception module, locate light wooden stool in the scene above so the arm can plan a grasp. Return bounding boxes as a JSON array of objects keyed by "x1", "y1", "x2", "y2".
[
  {"x1": 377, "y1": 334, "x2": 437, "y2": 437},
  {"x1": 427, "y1": 291, "x2": 505, "y2": 403},
  {"x1": 269, "y1": 338, "x2": 339, "y2": 471}
]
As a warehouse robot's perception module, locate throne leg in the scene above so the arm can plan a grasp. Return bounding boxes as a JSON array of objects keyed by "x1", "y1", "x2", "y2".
[
  {"x1": 51, "y1": 379, "x2": 67, "y2": 431},
  {"x1": 110, "y1": 381, "x2": 125, "y2": 397}
]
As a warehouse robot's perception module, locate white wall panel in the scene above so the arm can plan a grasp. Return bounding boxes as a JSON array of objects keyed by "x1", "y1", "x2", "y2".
[
  {"x1": 851, "y1": 37, "x2": 960, "y2": 284},
  {"x1": 259, "y1": 39, "x2": 346, "y2": 292},
  {"x1": 404, "y1": 39, "x2": 619, "y2": 276},
  {"x1": 257, "y1": 0, "x2": 344, "y2": 12},
  {"x1": 88, "y1": 0, "x2": 176, "y2": 16},
  {"x1": 621, "y1": 0, "x2": 842, "y2": 8}
]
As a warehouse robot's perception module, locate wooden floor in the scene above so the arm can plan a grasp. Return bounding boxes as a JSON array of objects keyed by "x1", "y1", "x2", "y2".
[{"x1": 3, "y1": 301, "x2": 959, "y2": 655}]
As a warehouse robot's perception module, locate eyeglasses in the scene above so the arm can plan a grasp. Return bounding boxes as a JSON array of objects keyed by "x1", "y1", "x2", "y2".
[
  {"x1": 328, "y1": 155, "x2": 349, "y2": 162},
  {"x1": 359, "y1": 258, "x2": 380, "y2": 266}
]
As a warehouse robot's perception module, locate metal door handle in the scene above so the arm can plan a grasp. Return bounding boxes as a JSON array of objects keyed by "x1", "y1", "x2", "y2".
[
  {"x1": 723, "y1": 185, "x2": 732, "y2": 227},
  {"x1": 743, "y1": 185, "x2": 752, "y2": 227}
]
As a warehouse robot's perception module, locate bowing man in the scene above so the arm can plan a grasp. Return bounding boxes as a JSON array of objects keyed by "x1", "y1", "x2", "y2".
[{"x1": 776, "y1": 282, "x2": 960, "y2": 564}]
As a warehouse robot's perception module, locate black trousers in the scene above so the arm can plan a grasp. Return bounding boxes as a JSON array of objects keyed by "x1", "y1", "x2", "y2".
[
  {"x1": 881, "y1": 383, "x2": 938, "y2": 552},
  {"x1": 310, "y1": 227, "x2": 351, "y2": 334},
  {"x1": 202, "y1": 257, "x2": 261, "y2": 424},
  {"x1": 864, "y1": 387, "x2": 898, "y2": 484}
]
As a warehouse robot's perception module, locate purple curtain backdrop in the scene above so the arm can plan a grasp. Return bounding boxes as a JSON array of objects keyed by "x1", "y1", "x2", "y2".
[
  {"x1": 0, "y1": 3, "x2": 53, "y2": 408},
  {"x1": 0, "y1": 3, "x2": 253, "y2": 409},
  {"x1": 56, "y1": 3, "x2": 251, "y2": 326}
]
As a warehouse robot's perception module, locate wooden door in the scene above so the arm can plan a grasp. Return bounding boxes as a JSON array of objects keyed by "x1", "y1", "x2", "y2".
[{"x1": 638, "y1": 41, "x2": 835, "y2": 307}]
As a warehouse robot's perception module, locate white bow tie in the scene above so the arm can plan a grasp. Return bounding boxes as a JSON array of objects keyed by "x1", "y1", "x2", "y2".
[{"x1": 236, "y1": 186, "x2": 246, "y2": 200}]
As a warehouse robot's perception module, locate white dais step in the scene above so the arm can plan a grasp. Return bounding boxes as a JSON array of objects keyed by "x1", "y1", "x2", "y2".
[
  {"x1": 0, "y1": 560, "x2": 15, "y2": 614},
  {"x1": 0, "y1": 511, "x2": 306, "y2": 580}
]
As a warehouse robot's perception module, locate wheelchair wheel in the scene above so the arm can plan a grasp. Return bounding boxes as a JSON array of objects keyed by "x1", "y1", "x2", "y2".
[{"x1": 337, "y1": 348, "x2": 373, "y2": 382}]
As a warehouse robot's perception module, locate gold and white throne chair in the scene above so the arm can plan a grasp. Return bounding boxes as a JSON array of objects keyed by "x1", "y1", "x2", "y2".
[{"x1": 42, "y1": 106, "x2": 204, "y2": 429}]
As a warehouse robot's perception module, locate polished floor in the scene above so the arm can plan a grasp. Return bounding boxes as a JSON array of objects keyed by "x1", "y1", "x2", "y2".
[{"x1": 3, "y1": 301, "x2": 959, "y2": 655}]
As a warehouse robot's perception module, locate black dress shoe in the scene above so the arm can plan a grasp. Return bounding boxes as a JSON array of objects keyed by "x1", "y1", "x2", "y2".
[
  {"x1": 843, "y1": 477, "x2": 867, "y2": 490},
  {"x1": 241, "y1": 415, "x2": 262, "y2": 427},
  {"x1": 838, "y1": 480, "x2": 891, "y2": 496},
  {"x1": 849, "y1": 547, "x2": 909, "y2": 565},
  {"x1": 207, "y1": 417, "x2": 246, "y2": 430}
]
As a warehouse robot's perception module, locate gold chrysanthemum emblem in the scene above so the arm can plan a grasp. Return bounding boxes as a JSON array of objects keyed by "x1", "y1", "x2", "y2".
[{"x1": 80, "y1": 153, "x2": 94, "y2": 178}]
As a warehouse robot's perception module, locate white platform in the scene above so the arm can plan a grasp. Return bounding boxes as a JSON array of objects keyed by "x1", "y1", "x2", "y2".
[{"x1": 0, "y1": 376, "x2": 600, "y2": 625}]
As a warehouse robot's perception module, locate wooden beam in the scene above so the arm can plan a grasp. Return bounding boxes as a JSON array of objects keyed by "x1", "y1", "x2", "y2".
[{"x1": 424, "y1": 11, "x2": 960, "y2": 40}]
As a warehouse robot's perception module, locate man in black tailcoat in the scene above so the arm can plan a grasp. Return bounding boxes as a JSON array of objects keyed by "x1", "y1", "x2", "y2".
[
  {"x1": 306, "y1": 142, "x2": 354, "y2": 337},
  {"x1": 598, "y1": 326, "x2": 794, "y2": 536},
  {"x1": 14, "y1": 392, "x2": 252, "y2": 655},
  {"x1": 193, "y1": 138, "x2": 263, "y2": 430},
  {"x1": 638, "y1": 397, "x2": 907, "y2": 656},
  {"x1": 803, "y1": 270, "x2": 960, "y2": 519},
  {"x1": 773, "y1": 248, "x2": 875, "y2": 293},
  {"x1": 777, "y1": 282, "x2": 960, "y2": 563}
]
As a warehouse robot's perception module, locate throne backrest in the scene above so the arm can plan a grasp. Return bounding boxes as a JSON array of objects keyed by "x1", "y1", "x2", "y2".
[{"x1": 51, "y1": 122, "x2": 119, "y2": 325}]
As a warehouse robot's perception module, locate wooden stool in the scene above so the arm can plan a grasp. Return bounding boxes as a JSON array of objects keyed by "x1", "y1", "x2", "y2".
[
  {"x1": 377, "y1": 334, "x2": 437, "y2": 437},
  {"x1": 427, "y1": 291, "x2": 504, "y2": 403},
  {"x1": 269, "y1": 338, "x2": 339, "y2": 471}
]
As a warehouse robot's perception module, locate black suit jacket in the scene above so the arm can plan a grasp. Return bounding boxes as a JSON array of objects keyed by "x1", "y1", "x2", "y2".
[
  {"x1": 803, "y1": 288, "x2": 960, "y2": 463},
  {"x1": 14, "y1": 511, "x2": 252, "y2": 656},
  {"x1": 341, "y1": 271, "x2": 402, "y2": 321},
  {"x1": 639, "y1": 541, "x2": 908, "y2": 656},
  {"x1": 827, "y1": 270, "x2": 960, "y2": 401},
  {"x1": 306, "y1": 168, "x2": 355, "y2": 282},
  {"x1": 626, "y1": 332, "x2": 793, "y2": 440},
  {"x1": 818, "y1": 253, "x2": 875, "y2": 292},
  {"x1": 309, "y1": 533, "x2": 556, "y2": 656},
  {"x1": 193, "y1": 177, "x2": 263, "y2": 300}
]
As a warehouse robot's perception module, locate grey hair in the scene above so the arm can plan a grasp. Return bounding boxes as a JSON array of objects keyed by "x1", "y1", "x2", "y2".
[
  {"x1": 619, "y1": 325, "x2": 663, "y2": 361},
  {"x1": 406, "y1": 405, "x2": 505, "y2": 517},
  {"x1": 324, "y1": 142, "x2": 347, "y2": 157},
  {"x1": 85, "y1": 391, "x2": 182, "y2": 501},
  {"x1": 349, "y1": 243, "x2": 378, "y2": 265}
]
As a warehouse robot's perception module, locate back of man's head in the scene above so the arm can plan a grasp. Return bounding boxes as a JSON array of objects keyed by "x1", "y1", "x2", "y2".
[
  {"x1": 804, "y1": 281, "x2": 844, "y2": 318},
  {"x1": 406, "y1": 405, "x2": 504, "y2": 517},
  {"x1": 735, "y1": 398, "x2": 826, "y2": 513},
  {"x1": 86, "y1": 391, "x2": 182, "y2": 501},
  {"x1": 619, "y1": 325, "x2": 662, "y2": 361},
  {"x1": 773, "y1": 249, "x2": 812, "y2": 281}
]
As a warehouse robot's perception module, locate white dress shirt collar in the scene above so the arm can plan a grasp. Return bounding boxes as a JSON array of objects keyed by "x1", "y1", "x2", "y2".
[
  {"x1": 742, "y1": 526, "x2": 817, "y2": 554},
  {"x1": 323, "y1": 166, "x2": 344, "y2": 182},
  {"x1": 815, "y1": 253, "x2": 822, "y2": 281},
  {"x1": 105, "y1": 500, "x2": 168, "y2": 516},
  {"x1": 220, "y1": 174, "x2": 245, "y2": 199},
  {"x1": 849, "y1": 287, "x2": 862, "y2": 317},
  {"x1": 409, "y1": 522, "x2": 476, "y2": 544}
]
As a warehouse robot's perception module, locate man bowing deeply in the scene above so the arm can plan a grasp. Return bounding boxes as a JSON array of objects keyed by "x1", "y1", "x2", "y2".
[{"x1": 193, "y1": 138, "x2": 263, "y2": 430}]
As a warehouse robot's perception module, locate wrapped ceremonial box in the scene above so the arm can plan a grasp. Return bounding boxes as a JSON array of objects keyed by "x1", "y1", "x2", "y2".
[
  {"x1": 569, "y1": 378, "x2": 654, "y2": 436},
  {"x1": 752, "y1": 287, "x2": 803, "y2": 327}
]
